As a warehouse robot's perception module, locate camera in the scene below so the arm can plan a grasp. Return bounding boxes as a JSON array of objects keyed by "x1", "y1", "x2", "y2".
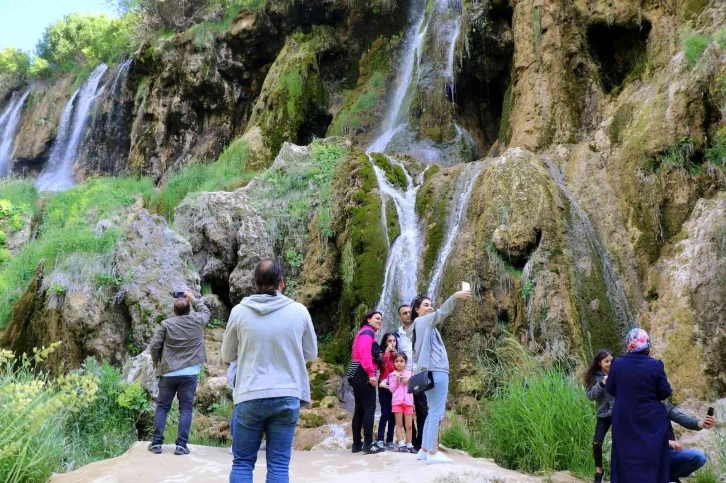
[{"x1": 172, "y1": 291, "x2": 186, "y2": 299}]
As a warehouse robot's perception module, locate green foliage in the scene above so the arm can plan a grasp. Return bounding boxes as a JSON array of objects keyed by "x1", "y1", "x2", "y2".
[
  {"x1": 440, "y1": 416, "x2": 485, "y2": 457},
  {"x1": 36, "y1": 14, "x2": 133, "y2": 72},
  {"x1": 63, "y1": 358, "x2": 140, "y2": 469},
  {"x1": 692, "y1": 466, "x2": 721, "y2": 483},
  {"x1": 152, "y1": 137, "x2": 253, "y2": 220},
  {"x1": 0, "y1": 48, "x2": 31, "y2": 93},
  {"x1": 716, "y1": 27, "x2": 726, "y2": 49},
  {"x1": 117, "y1": 382, "x2": 152, "y2": 414},
  {"x1": 370, "y1": 153, "x2": 407, "y2": 190},
  {"x1": 645, "y1": 136, "x2": 703, "y2": 175},
  {"x1": 706, "y1": 128, "x2": 726, "y2": 167},
  {"x1": 684, "y1": 33, "x2": 710, "y2": 65},
  {"x1": 477, "y1": 370, "x2": 595, "y2": 476},
  {"x1": 0, "y1": 177, "x2": 154, "y2": 328},
  {"x1": 521, "y1": 279, "x2": 536, "y2": 299},
  {"x1": 285, "y1": 249, "x2": 304, "y2": 268}
]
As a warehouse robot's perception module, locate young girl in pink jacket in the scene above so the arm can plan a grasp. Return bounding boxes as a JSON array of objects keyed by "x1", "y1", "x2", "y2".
[{"x1": 387, "y1": 353, "x2": 415, "y2": 452}]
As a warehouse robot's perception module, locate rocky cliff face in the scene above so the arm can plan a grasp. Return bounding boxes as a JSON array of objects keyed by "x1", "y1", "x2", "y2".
[{"x1": 0, "y1": 0, "x2": 725, "y2": 407}]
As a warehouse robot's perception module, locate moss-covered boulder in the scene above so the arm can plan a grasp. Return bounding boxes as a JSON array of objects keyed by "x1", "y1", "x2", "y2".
[{"x1": 244, "y1": 27, "x2": 341, "y2": 165}]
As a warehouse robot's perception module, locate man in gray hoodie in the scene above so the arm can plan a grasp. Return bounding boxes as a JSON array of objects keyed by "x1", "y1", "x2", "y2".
[{"x1": 222, "y1": 258, "x2": 317, "y2": 483}]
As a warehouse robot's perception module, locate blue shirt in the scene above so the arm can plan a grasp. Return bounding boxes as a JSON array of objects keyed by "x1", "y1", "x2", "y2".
[{"x1": 163, "y1": 364, "x2": 201, "y2": 377}]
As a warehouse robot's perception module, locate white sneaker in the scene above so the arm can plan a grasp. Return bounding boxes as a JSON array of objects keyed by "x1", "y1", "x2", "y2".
[
  {"x1": 425, "y1": 451, "x2": 453, "y2": 465},
  {"x1": 416, "y1": 449, "x2": 428, "y2": 461},
  {"x1": 229, "y1": 445, "x2": 233, "y2": 455}
]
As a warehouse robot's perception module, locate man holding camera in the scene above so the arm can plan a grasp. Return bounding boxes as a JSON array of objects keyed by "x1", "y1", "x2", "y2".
[
  {"x1": 147, "y1": 291, "x2": 210, "y2": 456},
  {"x1": 666, "y1": 402, "x2": 717, "y2": 482}
]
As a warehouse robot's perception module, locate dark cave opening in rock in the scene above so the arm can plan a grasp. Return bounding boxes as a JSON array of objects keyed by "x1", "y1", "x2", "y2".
[
  {"x1": 296, "y1": 112, "x2": 333, "y2": 146},
  {"x1": 455, "y1": 0, "x2": 514, "y2": 156},
  {"x1": 587, "y1": 21, "x2": 652, "y2": 94}
]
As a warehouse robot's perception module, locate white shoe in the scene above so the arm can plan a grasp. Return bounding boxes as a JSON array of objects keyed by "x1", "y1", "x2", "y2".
[
  {"x1": 425, "y1": 451, "x2": 453, "y2": 465},
  {"x1": 416, "y1": 449, "x2": 428, "y2": 461},
  {"x1": 229, "y1": 445, "x2": 233, "y2": 455}
]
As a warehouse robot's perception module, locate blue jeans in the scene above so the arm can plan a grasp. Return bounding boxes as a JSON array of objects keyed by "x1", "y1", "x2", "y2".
[
  {"x1": 669, "y1": 449, "x2": 707, "y2": 479},
  {"x1": 230, "y1": 396, "x2": 300, "y2": 483},
  {"x1": 422, "y1": 371, "x2": 448, "y2": 452},
  {"x1": 152, "y1": 375, "x2": 198, "y2": 447}
]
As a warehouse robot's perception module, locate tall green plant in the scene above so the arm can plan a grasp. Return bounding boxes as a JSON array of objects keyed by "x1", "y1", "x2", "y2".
[{"x1": 477, "y1": 370, "x2": 595, "y2": 477}]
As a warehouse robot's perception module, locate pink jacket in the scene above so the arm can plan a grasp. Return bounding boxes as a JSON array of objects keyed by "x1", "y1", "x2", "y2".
[
  {"x1": 387, "y1": 369, "x2": 414, "y2": 406},
  {"x1": 352, "y1": 325, "x2": 377, "y2": 378}
]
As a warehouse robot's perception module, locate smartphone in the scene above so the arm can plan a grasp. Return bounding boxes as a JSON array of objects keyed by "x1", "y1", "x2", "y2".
[
  {"x1": 707, "y1": 407, "x2": 715, "y2": 417},
  {"x1": 461, "y1": 281, "x2": 471, "y2": 291},
  {"x1": 172, "y1": 291, "x2": 186, "y2": 298}
]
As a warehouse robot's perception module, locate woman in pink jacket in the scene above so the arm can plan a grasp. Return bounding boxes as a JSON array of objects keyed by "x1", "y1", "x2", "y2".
[
  {"x1": 348, "y1": 311, "x2": 385, "y2": 454},
  {"x1": 387, "y1": 353, "x2": 415, "y2": 452}
]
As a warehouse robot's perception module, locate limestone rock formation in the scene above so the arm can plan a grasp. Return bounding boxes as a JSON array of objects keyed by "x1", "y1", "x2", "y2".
[{"x1": 114, "y1": 209, "x2": 201, "y2": 348}]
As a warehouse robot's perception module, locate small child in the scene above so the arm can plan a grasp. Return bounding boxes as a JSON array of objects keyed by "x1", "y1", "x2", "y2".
[{"x1": 387, "y1": 353, "x2": 415, "y2": 453}]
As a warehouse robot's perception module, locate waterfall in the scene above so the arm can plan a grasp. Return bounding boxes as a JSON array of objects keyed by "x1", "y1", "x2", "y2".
[
  {"x1": 0, "y1": 90, "x2": 30, "y2": 177},
  {"x1": 106, "y1": 59, "x2": 132, "y2": 140},
  {"x1": 372, "y1": 157, "x2": 422, "y2": 330},
  {"x1": 36, "y1": 63, "x2": 108, "y2": 192},
  {"x1": 427, "y1": 162, "x2": 485, "y2": 301},
  {"x1": 546, "y1": 160, "x2": 636, "y2": 338}
]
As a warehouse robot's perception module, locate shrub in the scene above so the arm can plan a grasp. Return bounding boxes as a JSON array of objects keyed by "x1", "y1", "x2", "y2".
[
  {"x1": 0, "y1": 344, "x2": 99, "y2": 483},
  {"x1": 63, "y1": 358, "x2": 141, "y2": 469},
  {"x1": 477, "y1": 369, "x2": 595, "y2": 477},
  {"x1": 440, "y1": 416, "x2": 485, "y2": 457},
  {"x1": 684, "y1": 33, "x2": 710, "y2": 65},
  {"x1": 36, "y1": 14, "x2": 133, "y2": 71},
  {"x1": 0, "y1": 48, "x2": 31, "y2": 94}
]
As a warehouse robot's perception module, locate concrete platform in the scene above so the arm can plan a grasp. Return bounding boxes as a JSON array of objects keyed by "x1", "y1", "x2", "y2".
[{"x1": 50, "y1": 442, "x2": 542, "y2": 483}]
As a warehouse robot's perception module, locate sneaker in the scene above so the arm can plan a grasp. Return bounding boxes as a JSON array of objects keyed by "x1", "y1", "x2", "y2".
[
  {"x1": 147, "y1": 443, "x2": 162, "y2": 454},
  {"x1": 593, "y1": 473, "x2": 604, "y2": 483},
  {"x1": 174, "y1": 445, "x2": 190, "y2": 455},
  {"x1": 387, "y1": 442, "x2": 397, "y2": 450},
  {"x1": 425, "y1": 451, "x2": 453, "y2": 465},
  {"x1": 416, "y1": 449, "x2": 428, "y2": 461},
  {"x1": 376, "y1": 440, "x2": 385, "y2": 449},
  {"x1": 229, "y1": 445, "x2": 233, "y2": 455},
  {"x1": 351, "y1": 443, "x2": 363, "y2": 454},
  {"x1": 406, "y1": 445, "x2": 417, "y2": 454},
  {"x1": 363, "y1": 444, "x2": 386, "y2": 454},
  {"x1": 396, "y1": 445, "x2": 407, "y2": 452}
]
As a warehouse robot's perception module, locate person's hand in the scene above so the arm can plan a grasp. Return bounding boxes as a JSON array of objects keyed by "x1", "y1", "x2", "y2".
[
  {"x1": 700, "y1": 416, "x2": 716, "y2": 429},
  {"x1": 401, "y1": 376, "x2": 409, "y2": 384},
  {"x1": 602, "y1": 375, "x2": 608, "y2": 384},
  {"x1": 369, "y1": 377, "x2": 378, "y2": 386},
  {"x1": 184, "y1": 291, "x2": 195, "y2": 302},
  {"x1": 454, "y1": 289, "x2": 472, "y2": 300},
  {"x1": 669, "y1": 440, "x2": 683, "y2": 451}
]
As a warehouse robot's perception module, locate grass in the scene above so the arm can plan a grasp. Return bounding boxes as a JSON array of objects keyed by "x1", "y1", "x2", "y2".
[
  {"x1": 684, "y1": 33, "x2": 710, "y2": 65},
  {"x1": 476, "y1": 369, "x2": 595, "y2": 477},
  {"x1": 0, "y1": 177, "x2": 154, "y2": 328},
  {"x1": 440, "y1": 416, "x2": 485, "y2": 457},
  {"x1": 151, "y1": 137, "x2": 254, "y2": 220}
]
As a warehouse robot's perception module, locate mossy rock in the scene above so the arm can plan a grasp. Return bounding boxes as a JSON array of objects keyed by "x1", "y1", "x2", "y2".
[
  {"x1": 299, "y1": 412, "x2": 327, "y2": 428},
  {"x1": 371, "y1": 153, "x2": 407, "y2": 190}
]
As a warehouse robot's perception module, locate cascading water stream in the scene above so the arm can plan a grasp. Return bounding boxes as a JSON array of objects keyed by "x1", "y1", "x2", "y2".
[
  {"x1": 36, "y1": 63, "x2": 108, "y2": 192},
  {"x1": 0, "y1": 90, "x2": 30, "y2": 177},
  {"x1": 427, "y1": 162, "x2": 485, "y2": 301},
  {"x1": 106, "y1": 59, "x2": 132, "y2": 139},
  {"x1": 545, "y1": 160, "x2": 636, "y2": 334}
]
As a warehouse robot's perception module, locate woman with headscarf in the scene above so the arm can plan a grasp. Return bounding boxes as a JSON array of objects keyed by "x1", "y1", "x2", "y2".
[{"x1": 605, "y1": 328, "x2": 672, "y2": 483}]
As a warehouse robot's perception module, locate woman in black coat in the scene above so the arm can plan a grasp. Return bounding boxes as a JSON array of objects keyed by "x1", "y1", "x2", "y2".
[{"x1": 605, "y1": 328, "x2": 672, "y2": 483}]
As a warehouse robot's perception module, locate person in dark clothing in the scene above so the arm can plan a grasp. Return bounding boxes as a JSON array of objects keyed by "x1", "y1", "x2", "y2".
[
  {"x1": 665, "y1": 402, "x2": 716, "y2": 482},
  {"x1": 147, "y1": 291, "x2": 210, "y2": 456},
  {"x1": 376, "y1": 333, "x2": 398, "y2": 450},
  {"x1": 584, "y1": 349, "x2": 614, "y2": 483},
  {"x1": 394, "y1": 304, "x2": 428, "y2": 451},
  {"x1": 349, "y1": 311, "x2": 386, "y2": 454},
  {"x1": 605, "y1": 328, "x2": 672, "y2": 483}
]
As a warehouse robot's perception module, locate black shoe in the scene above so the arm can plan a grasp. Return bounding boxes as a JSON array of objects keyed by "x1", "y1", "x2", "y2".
[
  {"x1": 174, "y1": 444, "x2": 190, "y2": 455},
  {"x1": 351, "y1": 443, "x2": 363, "y2": 453},
  {"x1": 362, "y1": 444, "x2": 386, "y2": 454},
  {"x1": 148, "y1": 443, "x2": 162, "y2": 454},
  {"x1": 593, "y1": 472, "x2": 604, "y2": 483}
]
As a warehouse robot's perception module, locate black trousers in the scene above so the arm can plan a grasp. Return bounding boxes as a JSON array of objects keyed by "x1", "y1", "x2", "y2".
[
  {"x1": 593, "y1": 416, "x2": 612, "y2": 468},
  {"x1": 351, "y1": 368, "x2": 377, "y2": 446},
  {"x1": 412, "y1": 391, "x2": 429, "y2": 450},
  {"x1": 377, "y1": 385, "x2": 395, "y2": 443}
]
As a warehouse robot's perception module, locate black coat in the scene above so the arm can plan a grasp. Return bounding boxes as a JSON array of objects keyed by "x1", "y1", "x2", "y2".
[{"x1": 605, "y1": 352, "x2": 672, "y2": 483}]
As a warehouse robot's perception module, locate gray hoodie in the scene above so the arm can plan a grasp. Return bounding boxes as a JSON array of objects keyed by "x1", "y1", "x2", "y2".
[
  {"x1": 406, "y1": 295, "x2": 458, "y2": 373},
  {"x1": 222, "y1": 292, "x2": 318, "y2": 405}
]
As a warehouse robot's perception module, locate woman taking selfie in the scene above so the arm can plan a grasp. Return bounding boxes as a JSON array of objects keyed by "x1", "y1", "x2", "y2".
[
  {"x1": 408, "y1": 288, "x2": 471, "y2": 464},
  {"x1": 606, "y1": 328, "x2": 672, "y2": 483},
  {"x1": 349, "y1": 311, "x2": 385, "y2": 454}
]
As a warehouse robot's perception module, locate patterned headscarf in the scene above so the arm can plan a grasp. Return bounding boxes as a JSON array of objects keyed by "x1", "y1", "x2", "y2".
[{"x1": 626, "y1": 328, "x2": 650, "y2": 353}]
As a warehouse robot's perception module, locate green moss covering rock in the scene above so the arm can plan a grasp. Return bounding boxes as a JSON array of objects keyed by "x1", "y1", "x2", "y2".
[{"x1": 245, "y1": 27, "x2": 341, "y2": 164}]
